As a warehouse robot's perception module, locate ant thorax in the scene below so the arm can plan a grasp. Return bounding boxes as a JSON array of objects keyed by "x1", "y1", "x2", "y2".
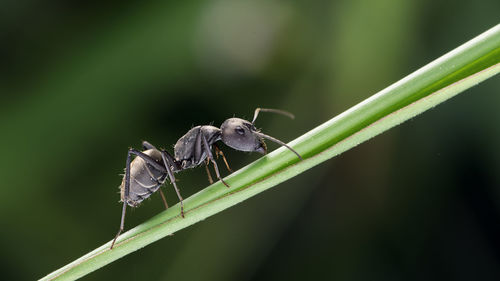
[{"x1": 174, "y1": 125, "x2": 221, "y2": 169}]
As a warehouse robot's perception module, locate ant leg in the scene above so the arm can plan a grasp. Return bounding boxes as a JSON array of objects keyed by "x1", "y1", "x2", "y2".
[
  {"x1": 129, "y1": 149, "x2": 166, "y2": 172},
  {"x1": 131, "y1": 148, "x2": 173, "y2": 209},
  {"x1": 138, "y1": 142, "x2": 170, "y2": 210},
  {"x1": 201, "y1": 134, "x2": 229, "y2": 187},
  {"x1": 158, "y1": 189, "x2": 169, "y2": 209},
  {"x1": 159, "y1": 150, "x2": 185, "y2": 217},
  {"x1": 204, "y1": 158, "x2": 214, "y2": 184},
  {"x1": 139, "y1": 142, "x2": 167, "y2": 176},
  {"x1": 139, "y1": 141, "x2": 183, "y2": 179},
  {"x1": 214, "y1": 143, "x2": 232, "y2": 172},
  {"x1": 142, "y1": 141, "x2": 155, "y2": 150},
  {"x1": 158, "y1": 147, "x2": 183, "y2": 172},
  {"x1": 140, "y1": 146, "x2": 174, "y2": 232},
  {"x1": 111, "y1": 147, "x2": 171, "y2": 249},
  {"x1": 142, "y1": 164, "x2": 168, "y2": 209},
  {"x1": 110, "y1": 202, "x2": 127, "y2": 249},
  {"x1": 111, "y1": 149, "x2": 133, "y2": 249}
]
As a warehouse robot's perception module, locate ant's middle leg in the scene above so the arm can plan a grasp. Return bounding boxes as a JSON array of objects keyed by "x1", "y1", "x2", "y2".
[
  {"x1": 128, "y1": 149, "x2": 167, "y2": 172},
  {"x1": 139, "y1": 142, "x2": 169, "y2": 209},
  {"x1": 141, "y1": 161, "x2": 169, "y2": 210},
  {"x1": 142, "y1": 140, "x2": 156, "y2": 150},
  {"x1": 128, "y1": 148, "x2": 173, "y2": 209}
]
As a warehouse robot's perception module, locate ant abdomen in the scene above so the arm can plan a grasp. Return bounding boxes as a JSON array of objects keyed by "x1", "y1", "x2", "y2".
[{"x1": 120, "y1": 149, "x2": 166, "y2": 207}]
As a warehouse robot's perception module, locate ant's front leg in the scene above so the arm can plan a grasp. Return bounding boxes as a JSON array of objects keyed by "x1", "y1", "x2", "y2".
[
  {"x1": 204, "y1": 158, "x2": 214, "y2": 184},
  {"x1": 213, "y1": 143, "x2": 232, "y2": 173},
  {"x1": 201, "y1": 134, "x2": 229, "y2": 187}
]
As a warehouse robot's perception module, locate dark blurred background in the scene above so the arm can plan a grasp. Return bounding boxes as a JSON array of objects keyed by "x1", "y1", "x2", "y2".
[{"x1": 1, "y1": 0, "x2": 499, "y2": 280}]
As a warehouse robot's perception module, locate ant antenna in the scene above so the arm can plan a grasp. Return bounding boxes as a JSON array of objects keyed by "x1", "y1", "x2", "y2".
[
  {"x1": 251, "y1": 108, "x2": 302, "y2": 160},
  {"x1": 253, "y1": 132, "x2": 303, "y2": 160},
  {"x1": 253, "y1": 131, "x2": 302, "y2": 160},
  {"x1": 252, "y1": 108, "x2": 295, "y2": 124}
]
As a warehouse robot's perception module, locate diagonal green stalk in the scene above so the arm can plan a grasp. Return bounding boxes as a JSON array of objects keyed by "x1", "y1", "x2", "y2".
[{"x1": 41, "y1": 24, "x2": 500, "y2": 281}]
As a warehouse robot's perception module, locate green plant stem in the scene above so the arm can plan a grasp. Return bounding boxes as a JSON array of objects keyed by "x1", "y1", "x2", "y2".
[{"x1": 41, "y1": 24, "x2": 500, "y2": 281}]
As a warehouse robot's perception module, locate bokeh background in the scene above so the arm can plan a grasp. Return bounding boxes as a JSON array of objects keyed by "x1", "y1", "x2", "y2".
[{"x1": 1, "y1": 0, "x2": 499, "y2": 280}]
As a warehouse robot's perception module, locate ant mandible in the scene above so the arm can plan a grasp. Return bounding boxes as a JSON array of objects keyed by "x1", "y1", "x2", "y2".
[{"x1": 110, "y1": 108, "x2": 302, "y2": 249}]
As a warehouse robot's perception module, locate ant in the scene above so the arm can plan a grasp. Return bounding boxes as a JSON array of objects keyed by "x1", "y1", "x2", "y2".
[{"x1": 110, "y1": 108, "x2": 302, "y2": 249}]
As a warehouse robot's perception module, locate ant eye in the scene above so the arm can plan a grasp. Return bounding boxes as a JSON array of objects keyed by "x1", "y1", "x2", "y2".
[{"x1": 235, "y1": 126, "x2": 245, "y2": 135}]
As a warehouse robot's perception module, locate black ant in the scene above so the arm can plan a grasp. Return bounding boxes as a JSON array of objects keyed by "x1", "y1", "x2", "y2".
[{"x1": 110, "y1": 108, "x2": 302, "y2": 249}]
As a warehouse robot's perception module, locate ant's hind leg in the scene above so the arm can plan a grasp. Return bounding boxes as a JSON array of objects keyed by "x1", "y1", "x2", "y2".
[
  {"x1": 111, "y1": 202, "x2": 127, "y2": 249},
  {"x1": 111, "y1": 149, "x2": 134, "y2": 249},
  {"x1": 160, "y1": 150, "x2": 185, "y2": 218},
  {"x1": 112, "y1": 147, "x2": 171, "y2": 249}
]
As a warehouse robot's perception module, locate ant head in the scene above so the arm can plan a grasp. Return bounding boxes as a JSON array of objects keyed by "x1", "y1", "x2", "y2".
[
  {"x1": 220, "y1": 108, "x2": 303, "y2": 160},
  {"x1": 220, "y1": 118, "x2": 267, "y2": 154}
]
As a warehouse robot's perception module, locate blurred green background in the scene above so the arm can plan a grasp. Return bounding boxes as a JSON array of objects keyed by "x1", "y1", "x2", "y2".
[{"x1": 1, "y1": 0, "x2": 499, "y2": 280}]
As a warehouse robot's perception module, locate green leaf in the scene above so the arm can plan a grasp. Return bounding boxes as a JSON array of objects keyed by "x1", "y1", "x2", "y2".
[{"x1": 41, "y1": 24, "x2": 500, "y2": 281}]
